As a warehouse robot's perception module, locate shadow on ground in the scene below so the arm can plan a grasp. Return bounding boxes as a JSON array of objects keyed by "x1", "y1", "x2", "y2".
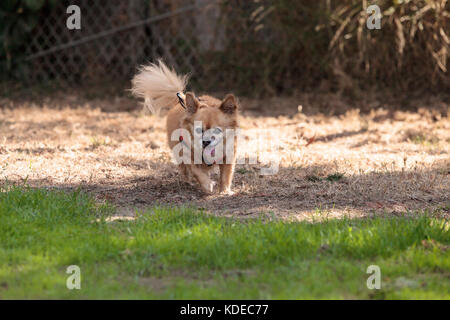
[
  {"x1": 7, "y1": 159, "x2": 449, "y2": 221},
  {"x1": 1, "y1": 94, "x2": 448, "y2": 220}
]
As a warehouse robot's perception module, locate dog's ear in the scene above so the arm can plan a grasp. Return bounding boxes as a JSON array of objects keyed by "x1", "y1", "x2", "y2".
[
  {"x1": 185, "y1": 92, "x2": 199, "y2": 114},
  {"x1": 220, "y1": 94, "x2": 238, "y2": 114}
]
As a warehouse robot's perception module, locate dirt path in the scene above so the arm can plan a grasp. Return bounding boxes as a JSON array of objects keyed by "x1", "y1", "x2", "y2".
[{"x1": 1, "y1": 95, "x2": 448, "y2": 220}]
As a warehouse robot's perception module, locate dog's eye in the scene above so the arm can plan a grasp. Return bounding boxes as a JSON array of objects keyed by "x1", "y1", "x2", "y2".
[
  {"x1": 195, "y1": 127, "x2": 203, "y2": 135},
  {"x1": 214, "y1": 128, "x2": 222, "y2": 134}
]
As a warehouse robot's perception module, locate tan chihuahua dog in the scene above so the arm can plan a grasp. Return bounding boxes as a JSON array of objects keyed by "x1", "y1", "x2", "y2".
[{"x1": 132, "y1": 60, "x2": 239, "y2": 194}]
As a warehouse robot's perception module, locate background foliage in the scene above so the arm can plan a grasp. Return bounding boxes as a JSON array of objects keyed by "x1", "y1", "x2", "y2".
[
  {"x1": 0, "y1": 0, "x2": 448, "y2": 96},
  {"x1": 0, "y1": 0, "x2": 59, "y2": 79},
  {"x1": 218, "y1": 0, "x2": 449, "y2": 95}
]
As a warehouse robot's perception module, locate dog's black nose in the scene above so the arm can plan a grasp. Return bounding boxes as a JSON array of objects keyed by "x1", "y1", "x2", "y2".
[{"x1": 203, "y1": 140, "x2": 211, "y2": 148}]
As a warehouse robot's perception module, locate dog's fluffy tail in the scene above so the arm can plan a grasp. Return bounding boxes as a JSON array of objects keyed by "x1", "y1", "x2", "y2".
[{"x1": 131, "y1": 60, "x2": 188, "y2": 115}]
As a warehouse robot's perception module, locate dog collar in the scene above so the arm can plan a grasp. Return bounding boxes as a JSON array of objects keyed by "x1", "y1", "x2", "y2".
[{"x1": 177, "y1": 92, "x2": 186, "y2": 109}]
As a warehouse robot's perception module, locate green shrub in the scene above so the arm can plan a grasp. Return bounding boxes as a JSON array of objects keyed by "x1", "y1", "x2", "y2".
[
  {"x1": 215, "y1": 0, "x2": 449, "y2": 95},
  {"x1": 0, "y1": 0, "x2": 57, "y2": 79}
]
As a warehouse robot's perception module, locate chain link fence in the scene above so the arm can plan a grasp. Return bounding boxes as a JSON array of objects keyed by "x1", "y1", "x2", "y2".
[
  {"x1": 24, "y1": 0, "x2": 281, "y2": 96},
  {"x1": 19, "y1": 0, "x2": 450, "y2": 97}
]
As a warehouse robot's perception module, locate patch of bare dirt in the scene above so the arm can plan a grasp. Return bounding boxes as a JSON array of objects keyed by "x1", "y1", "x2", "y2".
[{"x1": 0, "y1": 95, "x2": 448, "y2": 220}]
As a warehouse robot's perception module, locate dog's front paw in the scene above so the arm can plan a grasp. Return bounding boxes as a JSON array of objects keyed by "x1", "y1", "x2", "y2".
[
  {"x1": 219, "y1": 188, "x2": 235, "y2": 196},
  {"x1": 201, "y1": 180, "x2": 216, "y2": 194}
]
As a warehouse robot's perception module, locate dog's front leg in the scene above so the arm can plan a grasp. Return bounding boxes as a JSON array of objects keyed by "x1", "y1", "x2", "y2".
[
  {"x1": 219, "y1": 163, "x2": 235, "y2": 195},
  {"x1": 189, "y1": 165, "x2": 215, "y2": 194}
]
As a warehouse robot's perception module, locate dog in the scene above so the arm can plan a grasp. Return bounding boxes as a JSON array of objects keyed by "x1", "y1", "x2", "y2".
[{"x1": 131, "y1": 60, "x2": 239, "y2": 195}]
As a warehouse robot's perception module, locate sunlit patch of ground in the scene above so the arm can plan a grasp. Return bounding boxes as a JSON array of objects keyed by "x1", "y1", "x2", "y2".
[{"x1": 0, "y1": 95, "x2": 448, "y2": 219}]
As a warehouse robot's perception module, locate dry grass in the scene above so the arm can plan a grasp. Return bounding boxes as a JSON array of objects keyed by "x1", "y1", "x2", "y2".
[{"x1": 0, "y1": 94, "x2": 448, "y2": 220}]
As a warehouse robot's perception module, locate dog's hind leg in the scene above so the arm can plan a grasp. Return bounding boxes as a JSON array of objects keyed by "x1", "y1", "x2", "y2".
[
  {"x1": 179, "y1": 164, "x2": 195, "y2": 186},
  {"x1": 178, "y1": 164, "x2": 189, "y2": 180}
]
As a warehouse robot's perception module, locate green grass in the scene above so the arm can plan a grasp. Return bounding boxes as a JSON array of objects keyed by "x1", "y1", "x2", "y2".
[
  {"x1": 0, "y1": 186, "x2": 448, "y2": 299},
  {"x1": 307, "y1": 173, "x2": 344, "y2": 183}
]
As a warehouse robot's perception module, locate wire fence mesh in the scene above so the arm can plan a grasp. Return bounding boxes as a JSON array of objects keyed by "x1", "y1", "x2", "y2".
[
  {"x1": 20, "y1": 0, "x2": 450, "y2": 97},
  {"x1": 25, "y1": 0, "x2": 280, "y2": 96}
]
